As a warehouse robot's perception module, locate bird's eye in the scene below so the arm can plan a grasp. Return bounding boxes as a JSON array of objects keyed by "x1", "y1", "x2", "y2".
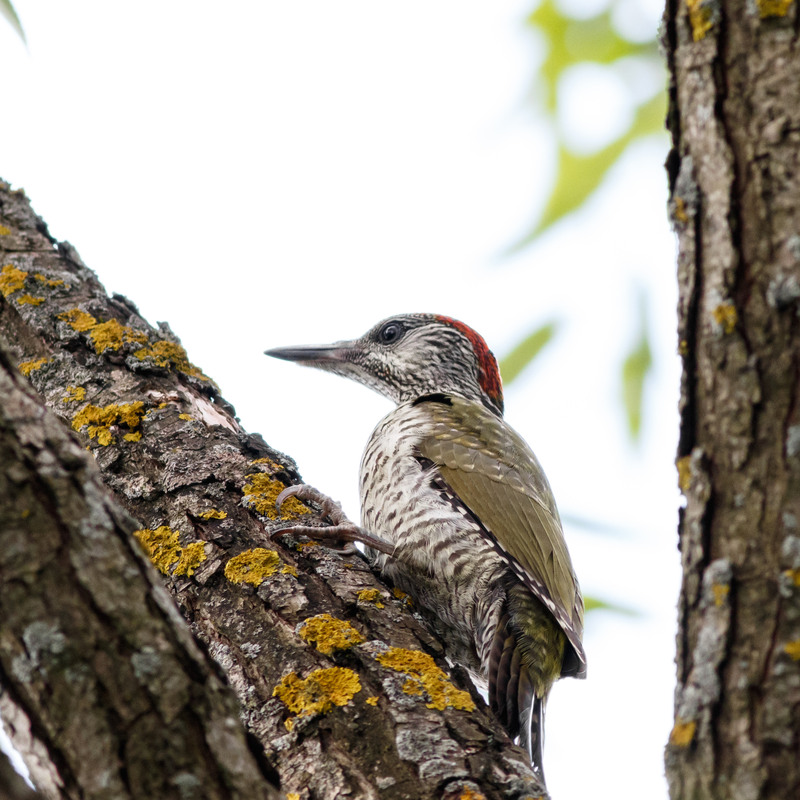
[{"x1": 378, "y1": 321, "x2": 404, "y2": 344}]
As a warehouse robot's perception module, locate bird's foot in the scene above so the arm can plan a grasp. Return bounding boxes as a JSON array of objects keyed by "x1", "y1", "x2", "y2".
[{"x1": 273, "y1": 484, "x2": 395, "y2": 556}]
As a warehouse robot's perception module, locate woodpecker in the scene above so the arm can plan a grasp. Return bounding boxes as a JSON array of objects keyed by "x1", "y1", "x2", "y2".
[{"x1": 265, "y1": 314, "x2": 586, "y2": 783}]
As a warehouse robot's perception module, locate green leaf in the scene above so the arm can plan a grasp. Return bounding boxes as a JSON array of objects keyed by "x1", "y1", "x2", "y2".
[
  {"x1": 499, "y1": 321, "x2": 558, "y2": 386},
  {"x1": 0, "y1": 0, "x2": 25, "y2": 43},
  {"x1": 621, "y1": 293, "x2": 653, "y2": 440},
  {"x1": 584, "y1": 595, "x2": 637, "y2": 616},
  {"x1": 513, "y1": 89, "x2": 666, "y2": 248},
  {"x1": 528, "y1": 0, "x2": 656, "y2": 111}
]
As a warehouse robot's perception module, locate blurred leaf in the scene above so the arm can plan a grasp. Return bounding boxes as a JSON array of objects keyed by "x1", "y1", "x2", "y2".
[
  {"x1": 514, "y1": 89, "x2": 666, "y2": 248},
  {"x1": 499, "y1": 321, "x2": 558, "y2": 385},
  {"x1": 0, "y1": 0, "x2": 25, "y2": 43},
  {"x1": 528, "y1": 0, "x2": 654, "y2": 111},
  {"x1": 585, "y1": 595, "x2": 638, "y2": 616},
  {"x1": 621, "y1": 293, "x2": 653, "y2": 440}
]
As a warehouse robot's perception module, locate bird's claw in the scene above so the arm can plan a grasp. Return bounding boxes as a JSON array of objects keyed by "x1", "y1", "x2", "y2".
[
  {"x1": 273, "y1": 483, "x2": 396, "y2": 556},
  {"x1": 273, "y1": 484, "x2": 361, "y2": 554}
]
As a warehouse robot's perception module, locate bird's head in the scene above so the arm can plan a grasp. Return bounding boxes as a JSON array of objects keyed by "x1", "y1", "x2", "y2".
[{"x1": 265, "y1": 313, "x2": 504, "y2": 415}]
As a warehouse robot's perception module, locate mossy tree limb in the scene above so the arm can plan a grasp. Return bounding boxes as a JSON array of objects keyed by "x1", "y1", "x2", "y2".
[{"x1": 0, "y1": 182, "x2": 544, "y2": 800}]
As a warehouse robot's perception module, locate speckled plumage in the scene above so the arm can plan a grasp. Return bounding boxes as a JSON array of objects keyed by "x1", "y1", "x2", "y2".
[{"x1": 266, "y1": 314, "x2": 586, "y2": 783}]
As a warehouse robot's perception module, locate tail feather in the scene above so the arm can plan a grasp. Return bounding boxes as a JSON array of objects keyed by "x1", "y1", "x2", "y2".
[{"x1": 519, "y1": 692, "x2": 546, "y2": 784}]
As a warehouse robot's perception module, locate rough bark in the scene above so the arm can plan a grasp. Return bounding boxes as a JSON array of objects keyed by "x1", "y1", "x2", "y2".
[
  {"x1": 0, "y1": 180, "x2": 544, "y2": 800},
  {"x1": 663, "y1": 1, "x2": 800, "y2": 798}
]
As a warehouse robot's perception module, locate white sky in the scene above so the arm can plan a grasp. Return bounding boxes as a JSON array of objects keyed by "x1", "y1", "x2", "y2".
[{"x1": 1, "y1": 2, "x2": 679, "y2": 797}]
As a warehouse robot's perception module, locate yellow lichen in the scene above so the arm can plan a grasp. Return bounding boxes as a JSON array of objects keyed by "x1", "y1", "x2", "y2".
[
  {"x1": 784, "y1": 568, "x2": 800, "y2": 587},
  {"x1": 686, "y1": 0, "x2": 714, "y2": 40},
  {"x1": 134, "y1": 526, "x2": 183, "y2": 575},
  {"x1": 459, "y1": 790, "x2": 487, "y2": 800},
  {"x1": 197, "y1": 508, "x2": 227, "y2": 520},
  {"x1": 673, "y1": 196, "x2": 689, "y2": 223},
  {"x1": 134, "y1": 527, "x2": 206, "y2": 577},
  {"x1": 375, "y1": 648, "x2": 476, "y2": 712},
  {"x1": 711, "y1": 582, "x2": 729, "y2": 607},
  {"x1": 173, "y1": 541, "x2": 207, "y2": 577},
  {"x1": 669, "y1": 718, "x2": 696, "y2": 747},
  {"x1": 298, "y1": 613, "x2": 366, "y2": 656},
  {"x1": 58, "y1": 309, "x2": 148, "y2": 354},
  {"x1": 16, "y1": 293, "x2": 44, "y2": 306},
  {"x1": 62, "y1": 386, "x2": 87, "y2": 404},
  {"x1": 133, "y1": 340, "x2": 210, "y2": 381},
  {"x1": 281, "y1": 563, "x2": 298, "y2": 577},
  {"x1": 123, "y1": 431, "x2": 142, "y2": 442},
  {"x1": 0, "y1": 225, "x2": 10, "y2": 235},
  {"x1": 224, "y1": 548, "x2": 281, "y2": 586},
  {"x1": 676, "y1": 455, "x2": 691, "y2": 493},
  {"x1": 784, "y1": 640, "x2": 800, "y2": 660},
  {"x1": 392, "y1": 587, "x2": 413, "y2": 607},
  {"x1": 242, "y1": 473, "x2": 311, "y2": 519},
  {"x1": 678, "y1": 339, "x2": 689, "y2": 356},
  {"x1": 72, "y1": 401, "x2": 145, "y2": 446},
  {"x1": 296, "y1": 540, "x2": 319, "y2": 550},
  {"x1": 179, "y1": 413, "x2": 192, "y2": 421},
  {"x1": 273, "y1": 667, "x2": 362, "y2": 720},
  {"x1": 286, "y1": 794, "x2": 300, "y2": 800},
  {"x1": 365, "y1": 696, "x2": 379, "y2": 706},
  {"x1": 18, "y1": 358, "x2": 48, "y2": 376},
  {"x1": 357, "y1": 588, "x2": 385, "y2": 608},
  {"x1": 58, "y1": 308, "x2": 97, "y2": 332},
  {"x1": 33, "y1": 273, "x2": 64, "y2": 288},
  {"x1": 0, "y1": 264, "x2": 27, "y2": 297},
  {"x1": 757, "y1": 0, "x2": 793, "y2": 16},
  {"x1": 712, "y1": 303, "x2": 737, "y2": 334}
]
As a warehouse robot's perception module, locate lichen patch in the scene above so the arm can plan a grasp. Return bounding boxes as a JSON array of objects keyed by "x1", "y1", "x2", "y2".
[
  {"x1": 224, "y1": 548, "x2": 281, "y2": 586},
  {"x1": 273, "y1": 667, "x2": 362, "y2": 723},
  {"x1": 242, "y1": 473, "x2": 311, "y2": 519},
  {"x1": 375, "y1": 648, "x2": 475, "y2": 712},
  {"x1": 298, "y1": 613, "x2": 365, "y2": 656},
  {"x1": 72, "y1": 401, "x2": 145, "y2": 446},
  {"x1": 18, "y1": 358, "x2": 49, "y2": 376},
  {"x1": 0, "y1": 264, "x2": 27, "y2": 297}
]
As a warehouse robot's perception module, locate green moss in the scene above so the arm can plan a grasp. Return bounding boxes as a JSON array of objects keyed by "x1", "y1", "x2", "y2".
[
  {"x1": 72, "y1": 401, "x2": 145, "y2": 446},
  {"x1": 273, "y1": 667, "x2": 362, "y2": 724},
  {"x1": 18, "y1": 358, "x2": 49, "y2": 376},
  {"x1": 375, "y1": 647, "x2": 475, "y2": 712},
  {"x1": 224, "y1": 548, "x2": 281, "y2": 586},
  {"x1": 298, "y1": 613, "x2": 366, "y2": 655},
  {"x1": 0, "y1": 264, "x2": 27, "y2": 297},
  {"x1": 242, "y1": 473, "x2": 311, "y2": 519}
]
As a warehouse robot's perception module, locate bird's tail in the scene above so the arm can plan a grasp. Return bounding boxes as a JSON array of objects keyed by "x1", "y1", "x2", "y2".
[
  {"x1": 519, "y1": 692, "x2": 546, "y2": 785},
  {"x1": 488, "y1": 613, "x2": 546, "y2": 782}
]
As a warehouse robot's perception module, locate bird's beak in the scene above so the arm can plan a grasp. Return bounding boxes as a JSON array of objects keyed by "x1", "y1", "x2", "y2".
[{"x1": 264, "y1": 341, "x2": 355, "y2": 366}]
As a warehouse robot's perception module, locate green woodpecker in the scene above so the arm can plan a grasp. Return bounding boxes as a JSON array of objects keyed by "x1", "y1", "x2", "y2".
[{"x1": 265, "y1": 314, "x2": 586, "y2": 783}]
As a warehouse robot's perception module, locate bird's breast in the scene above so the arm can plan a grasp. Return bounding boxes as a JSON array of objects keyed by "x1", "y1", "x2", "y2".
[{"x1": 359, "y1": 403, "x2": 508, "y2": 673}]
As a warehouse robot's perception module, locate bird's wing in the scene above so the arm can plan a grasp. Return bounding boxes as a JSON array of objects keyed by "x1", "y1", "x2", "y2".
[{"x1": 416, "y1": 395, "x2": 586, "y2": 676}]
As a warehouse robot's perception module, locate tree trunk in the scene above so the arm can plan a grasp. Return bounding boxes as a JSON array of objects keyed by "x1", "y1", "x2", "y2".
[
  {"x1": 0, "y1": 181, "x2": 543, "y2": 800},
  {"x1": 663, "y1": 2, "x2": 800, "y2": 798}
]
